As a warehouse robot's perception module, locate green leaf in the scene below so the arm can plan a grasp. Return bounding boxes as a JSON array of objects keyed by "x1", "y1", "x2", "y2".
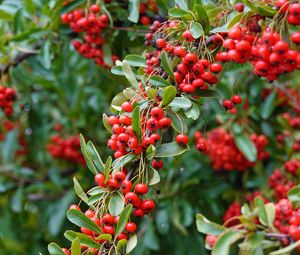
[
  {"x1": 149, "y1": 167, "x2": 160, "y2": 186},
  {"x1": 146, "y1": 145, "x2": 156, "y2": 160},
  {"x1": 102, "y1": 114, "x2": 113, "y2": 134},
  {"x1": 80, "y1": 134, "x2": 98, "y2": 175},
  {"x1": 87, "y1": 142, "x2": 105, "y2": 173},
  {"x1": 269, "y1": 239, "x2": 300, "y2": 255},
  {"x1": 88, "y1": 193, "x2": 104, "y2": 206},
  {"x1": 167, "y1": 111, "x2": 188, "y2": 133},
  {"x1": 161, "y1": 86, "x2": 177, "y2": 107},
  {"x1": 149, "y1": 75, "x2": 172, "y2": 87},
  {"x1": 48, "y1": 243, "x2": 65, "y2": 255},
  {"x1": 196, "y1": 214, "x2": 225, "y2": 235},
  {"x1": 128, "y1": 0, "x2": 140, "y2": 23},
  {"x1": 155, "y1": 141, "x2": 189, "y2": 158},
  {"x1": 243, "y1": 0, "x2": 276, "y2": 17},
  {"x1": 184, "y1": 103, "x2": 200, "y2": 120},
  {"x1": 64, "y1": 231, "x2": 101, "y2": 249},
  {"x1": 122, "y1": 60, "x2": 139, "y2": 89},
  {"x1": 111, "y1": 65, "x2": 124, "y2": 76},
  {"x1": 168, "y1": 8, "x2": 190, "y2": 18},
  {"x1": 116, "y1": 239, "x2": 128, "y2": 251},
  {"x1": 104, "y1": 156, "x2": 112, "y2": 184},
  {"x1": 169, "y1": 97, "x2": 192, "y2": 109},
  {"x1": 108, "y1": 193, "x2": 125, "y2": 216},
  {"x1": 234, "y1": 134, "x2": 257, "y2": 162},
  {"x1": 261, "y1": 91, "x2": 277, "y2": 120},
  {"x1": 112, "y1": 154, "x2": 137, "y2": 173},
  {"x1": 190, "y1": 22, "x2": 203, "y2": 39},
  {"x1": 115, "y1": 205, "x2": 133, "y2": 237},
  {"x1": 88, "y1": 187, "x2": 107, "y2": 196},
  {"x1": 193, "y1": 4, "x2": 209, "y2": 34},
  {"x1": 126, "y1": 234, "x2": 137, "y2": 253},
  {"x1": 71, "y1": 238, "x2": 81, "y2": 255},
  {"x1": 40, "y1": 40, "x2": 51, "y2": 69},
  {"x1": 73, "y1": 177, "x2": 88, "y2": 204},
  {"x1": 67, "y1": 209, "x2": 102, "y2": 234},
  {"x1": 212, "y1": 230, "x2": 244, "y2": 255},
  {"x1": 254, "y1": 197, "x2": 274, "y2": 228},
  {"x1": 111, "y1": 92, "x2": 128, "y2": 112},
  {"x1": 1, "y1": 129, "x2": 18, "y2": 163},
  {"x1": 146, "y1": 87, "x2": 158, "y2": 99},
  {"x1": 288, "y1": 185, "x2": 300, "y2": 207},
  {"x1": 96, "y1": 234, "x2": 112, "y2": 242},
  {"x1": 160, "y1": 52, "x2": 174, "y2": 78},
  {"x1": 227, "y1": 13, "x2": 244, "y2": 29},
  {"x1": 132, "y1": 106, "x2": 142, "y2": 141},
  {"x1": 125, "y1": 54, "x2": 146, "y2": 67},
  {"x1": 103, "y1": 43, "x2": 113, "y2": 66}
]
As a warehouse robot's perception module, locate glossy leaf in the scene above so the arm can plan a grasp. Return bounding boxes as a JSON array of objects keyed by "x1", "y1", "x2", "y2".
[
  {"x1": 126, "y1": 234, "x2": 138, "y2": 253},
  {"x1": 64, "y1": 231, "x2": 101, "y2": 249},
  {"x1": 155, "y1": 141, "x2": 189, "y2": 158},
  {"x1": 234, "y1": 134, "x2": 257, "y2": 162},
  {"x1": 212, "y1": 230, "x2": 244, "y2": 255},
  {"x1": 71, "y1": 238, "x2": 81, "y2": 255},
  {"x1": 67, "y1": 209, "x2": 102, "y2": 234},
  {"x1": 190, "y1": 22, "x2": 203, "y2": 39},
  {"x1": 48, "y1": 243, "x2": 65, "y2": 255},
  {"x1": 108, "y1": 193, "x2": 124, "y2": 216},
  {"x1": 122, "y1": 60, "x2": 139, "y2": 89},
  {"x1": 115, "y1": 205, "x2": 133, "y2": 237},
  {"x1": 149, "y1": 75, "x2": 172, "y2": 87},
  {"x1": 196, "y1": 214, "x2": 225, "y2": 235},
  {"x1": 161, "y1": 86, "x2": 177, "y2": 107},
  {"x1": 125, "y1": 54, "x2": 146, "y2": 67},
  {"x1": 73, "y1": 177, "x2": 88, "y2": 204}
]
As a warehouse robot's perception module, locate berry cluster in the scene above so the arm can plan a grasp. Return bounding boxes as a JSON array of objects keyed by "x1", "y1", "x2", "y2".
[
  {"x1": 144, "y1": 21, "x2": 223, "y2": 95},
  {"x1": 138, "y1": 0, "x2": 159, "y2": 26},
  {"x1": 269, "y1": 170, "x2": 295, "y2": 200},
  {"x1": 47, "y1": 134, "x2": 85, "y2": 165},
  {"x1": 0, "y1": 85, "x2": 16, "y2": 116},
  {"x1": 218, "y1": 26, "x2": 300, "y2": 81},
  {"x1": 195, "y1": 129, "x2": 269, "y2": 171},
  {"x1": 95, "y1": 172, "x2": 156, "y2": 217},
  {"x1": 61, "y1": 5, "x2": 118, "y2": 68},
  {"x1": 107, "y1": 104, "x2": 188, "y2": 159},
  {"x1": 222, "y1": 94, "x2": 242, "y2": 111},
  {"x1": 223, "y1": 202, "x2": 241, "y2": 227},
  {"x1": 276, "y1": 1, "x2": 300, "y2": 26},
  {"x1": 65, "y1": 205, "x2": 138, "y2": 255}
]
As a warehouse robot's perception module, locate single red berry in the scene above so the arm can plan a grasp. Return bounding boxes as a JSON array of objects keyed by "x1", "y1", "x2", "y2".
[
  {"x1": 117, "y1": 232, "x2": 128, "y2": 240},
  {"x1": 125, "y1": 222, "x2": 137, "y2": 233},
  {"x1": 102, "y1": 214, "x2": 114, "y2": 225},
  {"x1": 62, "y1": 248, "x2": 71, "y2": 255},
  {"x1": 174, "y1": 46, "x2": 186, "y2": 58},
  {"x1": 95, "y1": 173, "x2": 105, "y2": 187},
  {"x1": 142, "y1": 137, "x2": 155, "y2": 148},
  {"x1": 135, "y1": 183, "x2": 149, "y2": 194},
  {"x1": 176, "y1": 134, "x2": 189, "y2": 145},
  {"x1": 147, "y1": 118, "x2": 159, "y2": 131},
  {"x1": 133, "y1": 209, "x2": 145, "y2": 217},
  {"x1": 209, "y1": 63, "x2": 223, "y2": 73},
  {"x1": 228, "y1": 28, "x2": 242, "y2": 40},
  {"x1": 114, "y1": 171, "x2": 126, "y2": 182},
  {"x1": 182, "y1": 30, "x2": 194, "y2": 42},
  {"x1": 159, "y1": 117, "x2": 171, "y2": 129},
  {"x1": 222, "y1": 99, "x2": 234, "y2": 110},
  {"x1": 231, "y1": 95, "x2": 242, "y2": 104},
  {"x1": 128, "y1": 137, "x2": 139, "y2": 149},
  {"x1": 107, "y1": 179, "x2": 120, "y2": 190},
  {"x1": 125, "y1": 192, "x2": 140, "y2": 207},
  {"x1": 183, "y1": 53, "x2": 198, "y2": 66},
  {"x1": 119, "y1": 115, "x2": 132, "y2": 126},
  {"x1": 150, "y1": 133, "x2": 160, "y2": 142},
  {"x1": 69, "y1": 204, "x2": 81, "y2": 211},
  {"x1": 152, "y1": 159, "x2": 164, "y2": 169},
  {"x1": 121, "y1": 102, "x2": 133, "y2": 112},
  {"x1": 121, "y1": 180, "x2": 132, "y2": 194},
  {"x1": 196, "y1": 142, "x2": 207, "y2": 152},
  {"x1": 235, "y1": 3, "x2": 244, "y2": 12},
  {"x1": 118, "y1": 133, "x2": 129, "y2": 144},
  {"x1": 102, "y1": 225, "x2": 115, "y2": 235},
  {"x1": 141, "y1": 200, "x2": 156, "y2": 213},
  {"x1": 150, "y1": 107, "x2": 164, "y2": 120},
  {"x1": 156, "y1": 38, "x2": 166, "y2": 49},
  {"x1": 89, "y1": 4, "x2": 101, "y2": 13},
  {"x1": 85, "y1": 210, "x2": 95, "y2": 218}
]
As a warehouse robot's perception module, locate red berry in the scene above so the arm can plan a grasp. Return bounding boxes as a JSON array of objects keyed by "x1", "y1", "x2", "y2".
[
  {"x1": 121, "y1": 180, "x2": 132, "y2": 194},
  {"x1": 235, "y1": 3, "x2": 244, "y2": 12},
  {"x1": 174, "y1": 46, "x2": 186, "y2": 58},
  {"x1": 209, "y1": 63, "x2": 222, "y2": 73},
  {"x1": 119, "y1": 115, "x2": 132, "y2": 126},
  {"x1": 114, "y1": 171, "x2": 126, "y2": 182},
  {"x1": 107, "y1": 179, "x2": 120, "y2": 190},
  {"x1": 62, "y1": 248, "x2": 70, "y2": 255},
  {"x1": 135, "y1": 183, "x2": 149, "y2": 194},
  {"x1": 102, "y1": 214, "x2": 114, "y2": 225},
  {"x1": 183, "y1": 53, "x2": 198, "y2": 66},
  {"x1": 121, "y1": 102, "x2": 133, "y2": 112},
  {"x1": 85, "y1": 210, "x2": 95, "y2": 218},
  {"x1": 125, "y1": 222, "x2": 137, "y2": 232},
  {"x1": 156, "y1": 38, "x2": 166, "y2": 49},
  {"x1": 89, "y1": 4, "x2": 100, "y2": 13},
  {"x1": 128, "y1": 137, "x2": 139, "y2": 149},
  {"x1": 158, "y1": 117, "x2": 171, "y2": 129},
  {"x1": 95, "y1": 173, "x2": 105, "y2": 187},
  {"x1": 102, "y1": 225, "x2": 114, "y2": 235},
  {"x1": 141, "y1": 200, "x2": 156, "y2": 213},
  {"x1": 222, "y1": 99, "x2": 234, "y2": 110},
  {"x1": 69, "y1": 204, "x2": 81, "y2": 211},
  {"x1": 147, "y1": 118, "x2": 159, "y2": 131},
  {"x1": 182, "y1": 30, "x2": 194, "y2": 42},
  {"x1": 142, "y1": 137, "x2": 155, "y2": 148},
  {"x1": 231, "y1": 95, "x2": 242, "y2": 104},
  {"x1": 125, "y1": 192, "x2": 140, "y2": 207},
  {"x1": 176, "y1": 134, "x2": 189, "y2": 145},
  {"x1": 228, "y1": 28, "x2": 242, "y2": 40},
  {"x1": 117, "y1": 232, "x2": 128, "y2": 240}
]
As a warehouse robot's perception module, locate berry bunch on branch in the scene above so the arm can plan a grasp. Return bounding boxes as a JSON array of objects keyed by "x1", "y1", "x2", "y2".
[{"x1": 48, "y1": 0, "x2": 300, "y2": 254}]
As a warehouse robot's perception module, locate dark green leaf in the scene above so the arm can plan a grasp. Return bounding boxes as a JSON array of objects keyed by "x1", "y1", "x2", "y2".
[
  {"x1": 102, "y1": 113, "x2": 113, "y2": 134},
  {"x1": 73, "y1": 177, "x2": 88, "y2": 204},
  {"x1": 160, "y1": 52, "x2": 174, "y2": 78},
  {"x1": 125, "y1": 54, "x2": 146, "y2": 67},
  {"x1": 184, "y1": 103, "x2": 200, "y2": 120},
  {"x1": 168, "y1": 8, "x2": 190, "y2": 18},
  {"x1": 80, "y1": 134, "x2": 98, "y2": 175},
  {"x1": 161, "y1": 86, "x2": 177, "y2": 107},
  {"x1": 48, "y1": 243, "x2": 65, "y2": 255},
  {"x1": 67, "y1": 209, "x2": 102, "y2": 234},
  {"x1": 193, "y1": 4, "x2": 209, "y2": 34},
  {"x1": 149, "y1": 76, "x2": 172, "y2": 87},
  {"x1": 132, "y1": 106, "x2": 142, "y2": 141},
  {"x1": 115, "y1": 205, "x2": 133, "y2": 237},
  {"x1": 112, "y1": 154, "x2": 137, "y2": 173},
  {"x1": 108, "y1": 193, "x2": 125, "y2": 216},
  {"x1": 261, "y1": 91, "x2": 277, "y2": 119},
  {"x1": 196, "y1": 214, "x2": 225, "y2": 235},
  {"x1": 234, "y1": 134, "x2": 257, "y2": 162},
  {"x1": 169, "y1": 97, "x2": 192, "y2": 109},
  {"x1": 64, "y1": 231, "x2": 101, "y2": 249},
  {"x1": 155, "y1": 141, "x2": 189, "y2": 157},
  {"x1": 87, "y1": 142, "x2": 105, "y2": 173}
]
